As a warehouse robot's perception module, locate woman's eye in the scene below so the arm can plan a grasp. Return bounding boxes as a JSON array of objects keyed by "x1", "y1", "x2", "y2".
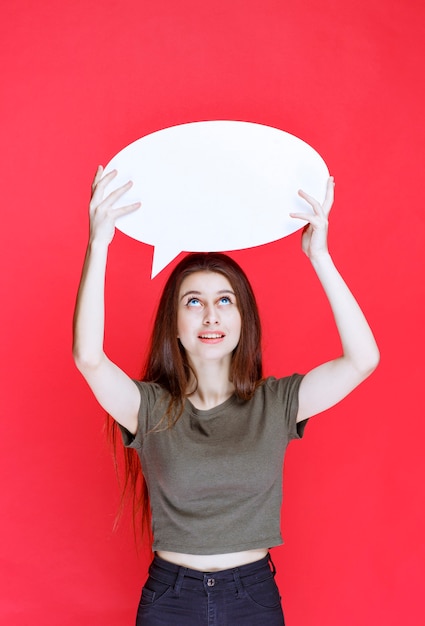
[
  {"x1": 219, "y1": 296, "x2": 231, "y2": 305},
  {"x1": 186, "y1": 298, "x2": 201, "y2": 307}
]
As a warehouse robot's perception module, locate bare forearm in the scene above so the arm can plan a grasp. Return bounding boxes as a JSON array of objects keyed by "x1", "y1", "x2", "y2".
[
  {"x1": 310, "y1": 252, "x2": 380, "y2": 374},
  {"x1": 73, "y1": 240, "x2": 109, "y2": 369}
]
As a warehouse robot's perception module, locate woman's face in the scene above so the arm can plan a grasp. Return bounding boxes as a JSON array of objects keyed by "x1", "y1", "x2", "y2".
[{"x1": 177, "y1": 271, "x2": 241, "y2": 367}]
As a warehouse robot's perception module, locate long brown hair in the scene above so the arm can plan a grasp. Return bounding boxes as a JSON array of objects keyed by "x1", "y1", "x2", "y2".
[{"x1": 109, "y1": 252, "x2": 263, "y2": 542}]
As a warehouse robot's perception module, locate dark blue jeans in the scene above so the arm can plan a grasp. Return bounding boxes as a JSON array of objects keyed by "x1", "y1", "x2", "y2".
[{"x1": 135, "y1": 553, "x2": 285, "y2": 625}]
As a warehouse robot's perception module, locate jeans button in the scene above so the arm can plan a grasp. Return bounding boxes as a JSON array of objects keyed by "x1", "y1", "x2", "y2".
[{"x1": 207, "y1": 578, "x2": 215, "y2": 587}]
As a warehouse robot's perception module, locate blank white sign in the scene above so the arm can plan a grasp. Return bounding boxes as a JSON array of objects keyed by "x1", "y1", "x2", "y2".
[{"x1": 104, "y1": 121, "x2": 329, "y2": 277}]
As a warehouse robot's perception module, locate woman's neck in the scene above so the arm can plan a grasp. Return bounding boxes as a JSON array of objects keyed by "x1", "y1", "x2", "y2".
[{"x1": 187, "y1": 359, "x2": 235, "y2": 410}]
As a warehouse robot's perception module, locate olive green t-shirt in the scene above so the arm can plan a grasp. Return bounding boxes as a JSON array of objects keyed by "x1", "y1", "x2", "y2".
[{"x1": 119, "y1": 374, "x2": 306, "y2": 555}]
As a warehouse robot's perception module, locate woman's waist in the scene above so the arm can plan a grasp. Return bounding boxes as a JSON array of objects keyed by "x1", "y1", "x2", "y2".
[{"x1": 155, "y1": 547, "x2": 269, "y2": 572}]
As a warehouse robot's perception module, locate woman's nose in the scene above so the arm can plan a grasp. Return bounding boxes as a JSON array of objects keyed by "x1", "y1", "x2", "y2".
[{"x1": 203, "y1": 306, "x2": 219, "y2": 325}]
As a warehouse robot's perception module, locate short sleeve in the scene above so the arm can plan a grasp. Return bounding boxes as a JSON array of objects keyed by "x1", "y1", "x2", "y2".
[
  {"x1": 117, "y1": 380, "x2": 164, "y2": 450},
  {"x1": 266, "y1": 374, "x2": 307, "y2": 441}
]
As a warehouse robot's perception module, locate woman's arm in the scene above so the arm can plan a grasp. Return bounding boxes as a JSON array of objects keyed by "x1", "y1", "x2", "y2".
[
  {"x1": 290, "y1": 177, "x2": 380, "y2": 422},
  {"x1": 73, "y1": 166, "x2": 142, "y2": 433}
]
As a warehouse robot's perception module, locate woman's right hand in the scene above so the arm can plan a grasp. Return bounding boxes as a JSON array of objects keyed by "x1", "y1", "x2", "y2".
[{"x1": 89, "y1": 166, "x2": 141, "y2": 245}]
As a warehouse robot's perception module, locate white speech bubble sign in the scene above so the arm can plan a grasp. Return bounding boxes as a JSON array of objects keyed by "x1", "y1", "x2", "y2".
[{"x1": 104, "y1": 121, "x2": 329, "y2": 278}]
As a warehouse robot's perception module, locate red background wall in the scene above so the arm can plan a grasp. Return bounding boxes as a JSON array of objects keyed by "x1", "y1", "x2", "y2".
[{"x1": 1, "y1": 1, "x2": 424, "y2": 624}]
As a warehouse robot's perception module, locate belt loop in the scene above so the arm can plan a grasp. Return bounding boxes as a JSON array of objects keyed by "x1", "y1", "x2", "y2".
[
  {"x1": 268, "y1": 552, "x2": 277, "y2": 576},
  {"x1": 173, "y1": 566, "x2": 186, "y2": 597},
  {"x1": 233, "y1": 568, "x2": 244, "y2": 598}
]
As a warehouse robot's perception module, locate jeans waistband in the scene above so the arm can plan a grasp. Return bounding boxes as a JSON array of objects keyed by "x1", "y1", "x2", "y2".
[{"x1": 148, "y1": 553, "x2": 276, "y2": 592}]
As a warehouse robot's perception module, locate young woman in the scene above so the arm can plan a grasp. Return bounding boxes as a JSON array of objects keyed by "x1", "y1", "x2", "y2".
[{"x1": 73, "y1": 166, "x2": 379, "y2": 626}]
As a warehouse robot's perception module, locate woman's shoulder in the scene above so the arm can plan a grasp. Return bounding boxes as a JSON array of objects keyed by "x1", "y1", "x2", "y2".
[
  {"x1": 132, "y1": 380, "x2": 171, "y2": 406},
  {"x1": 259, "y1": 373, "x2": 305, "y2": 399}
]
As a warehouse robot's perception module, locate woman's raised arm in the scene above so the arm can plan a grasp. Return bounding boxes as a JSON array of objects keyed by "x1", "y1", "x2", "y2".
[
  {"x1": 72, "y1": 166, "x2": 142, "y2": 433},
  {"x1": 289, "y1": 177, "x2": 380, "y2": 422}
]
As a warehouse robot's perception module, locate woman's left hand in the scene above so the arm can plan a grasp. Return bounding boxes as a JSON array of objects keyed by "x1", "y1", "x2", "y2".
[{"x1": 290, "y1": 176, "x2": 335, "y2": 260}]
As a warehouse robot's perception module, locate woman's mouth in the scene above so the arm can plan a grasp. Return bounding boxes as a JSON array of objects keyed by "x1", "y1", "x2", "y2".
[{"x1": 198, "y1": 332, "x2": 226, "y2": 343}]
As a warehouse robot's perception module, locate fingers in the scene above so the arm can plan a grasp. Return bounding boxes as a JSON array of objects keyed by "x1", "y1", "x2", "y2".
[
  {"x1": 88, "y1": 166, "x2": 141, "y2": 245},
  {"x1": 100, "y1": 179, "x2": 133, "y2": 207},
  {"x1": 295, "y1": 176, "x2": 335, "y2": 217},
  {"x1": 92, "y1": 164, "x2": 104, "y2": 187},
  {"x1": 289, "y1": 191, "x2": 320, "y2": 223},
  {"x1": 322, "y1": 176, "x2": 335, "y2": 214},
  {"x1": 90, "y1": 168, "x2": 137, "y2": 212},
  {"x1": 89, "y1": 167, "x2": 141, "y2": 236},
  {"x1": 91, "y1": 165, "x2": 108, "y2": 198},
  {"x1": 91, "y1": 168, "x2": 117, "y2": 200},
  {"x1": 91, "y1": 180, "x2": 141, "y2": 220},
  {"x1": 103, "y1": 182, "x2": 142, "y2": 219},
  {"x1": 113, "y1": 200, "x2": 142, "y2": 218},
  {"x1": 289, "y1": 211, "x2": 321, "y2": 226},
  {"x1": 297, "y1": 188, "x2": 322, "y2": 212}
]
